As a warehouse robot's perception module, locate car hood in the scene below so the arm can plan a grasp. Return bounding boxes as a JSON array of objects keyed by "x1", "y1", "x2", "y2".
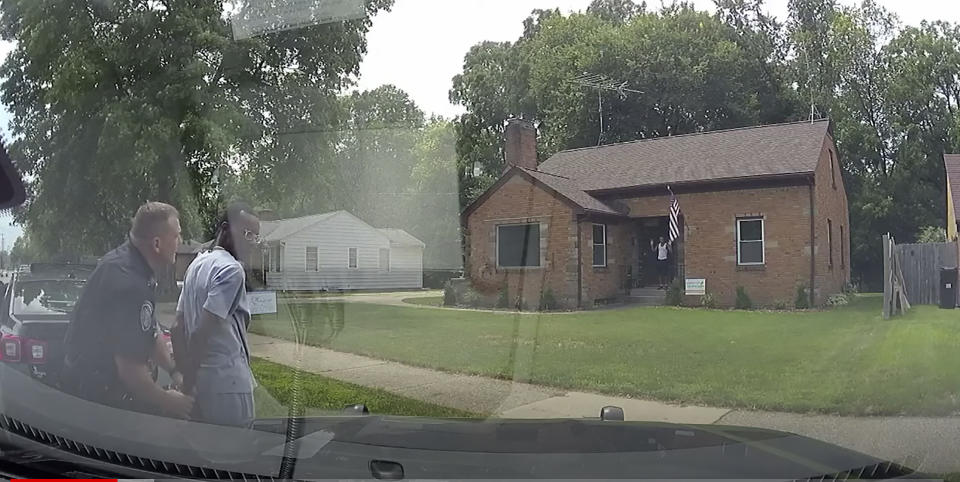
[
  {"x1": 252, "y1": 416, "x2": 917, "y2": 479},
  {"x1": 0, "y1": 364, "x2": 919, "y2": 480}
]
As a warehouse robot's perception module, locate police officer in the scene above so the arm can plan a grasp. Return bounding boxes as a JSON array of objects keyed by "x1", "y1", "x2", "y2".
[
  {"x1": 62, "y1": 202, "x2": 194, "y2": 418},
  {"x1": 173, "y1": 201, "x2": 260, "y2": 427}
]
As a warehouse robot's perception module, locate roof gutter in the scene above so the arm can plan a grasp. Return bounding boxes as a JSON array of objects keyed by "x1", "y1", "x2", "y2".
[
  {"x1": 576, "y1": 213, "x2": 584, "y2": 309},
  {"x1": 584, "y1": 172, "x2": 814, "y2": 196},
  {"x1": 809, "y1": 177, "x2": 816, "y2": 307}
]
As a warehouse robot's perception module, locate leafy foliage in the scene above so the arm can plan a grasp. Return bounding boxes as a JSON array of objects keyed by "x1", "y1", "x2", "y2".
[
  {"x1": 795, "y1": 283, "x2": 811, "y2": 309},
  {"x1": 443, "y1": 284, "x2": 457, "y2": 307},
  {"x1": 666, "y1": 278, "x2": 684, "y2": 306},
  {"x1": 735, "y1": 286, "x2": 754, "y2": 310},
  {"x1": 700, "y1": 292, "x2": 719, "y2": 309},
  {"x1": 496, "y1": 283, "x2": 510, "y2": 309},
  {"x1": 917, "y1": 226, "x2": 947, "y2": 243},
  {"x1": 827, "y1": 293, "x2": 850, "y2": 306},
  {"x1": 0, "y1": 0, "x2": 393, "y2": 258},
  {"x1": 8, "y1": 232, "x2": 39, "y2": 266},
  {"x1": 539, "y1": 287, "x2": 558, "y2": 311}
]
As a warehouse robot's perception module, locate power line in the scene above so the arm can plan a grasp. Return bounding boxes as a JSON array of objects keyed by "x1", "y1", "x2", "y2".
[{"x1": 569, "y1": 72, "x2": 643, "y2": 145}]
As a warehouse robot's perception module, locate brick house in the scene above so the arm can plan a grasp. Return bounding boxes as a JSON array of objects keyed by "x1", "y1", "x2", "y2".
[{"x1": 461, "y1": 118, "x2": 851, "y2": 308}]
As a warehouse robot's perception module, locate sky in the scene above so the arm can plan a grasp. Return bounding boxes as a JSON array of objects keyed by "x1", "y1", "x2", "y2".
[
  {"x1": 355, "y1": 0, "x2": 960, "y2": 119},
  {"x1": 0, "y1": 0, "x2": 956, "y2": 248}
]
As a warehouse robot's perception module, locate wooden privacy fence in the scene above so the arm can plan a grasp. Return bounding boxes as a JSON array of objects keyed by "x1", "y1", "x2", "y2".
[
  {"x1": 888, "y1": 237, "x2": 958, "y2": 311},
  {"x1": 882, "y1": 234, "x2": 910, "y2": 319}
]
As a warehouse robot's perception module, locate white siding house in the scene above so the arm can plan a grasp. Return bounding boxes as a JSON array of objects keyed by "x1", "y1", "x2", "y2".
[{"x1": 260, "y1": 211, "x2": 424, "y2": 291}]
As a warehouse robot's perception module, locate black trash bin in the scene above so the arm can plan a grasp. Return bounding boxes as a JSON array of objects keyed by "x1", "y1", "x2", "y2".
[{"x1": 939, "y1": 267, "x2": 957, "y2": 309}]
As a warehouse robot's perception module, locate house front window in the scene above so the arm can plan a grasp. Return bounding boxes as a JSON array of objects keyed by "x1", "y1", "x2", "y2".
[
  {"x1": 268, "y1": 245, "x2": 283, "y2": 272},
  {"x1": 737, "y1": 218, "x2": 764, "y2": 265},
  {"x1": 497, "y1": 223, "x2": 540, "y2": 268},
  {"x1": 379, "y1": 248, "x2": 390, "y2": 272},
  {"x1": 348, "y1": 247, "x2": 358, "y2": 269},
  {"x1": 830, "y1": 149, "x2": 837, "y2": 189},
  {"x1": 592, "y1": 224, "x2": 607, "y2": 267},
  {"x1": 827, "y1": 219, "x2": 834, "y2": 269},
  {"x1": 841, "y1": 225, "x2": 846, "y2": 269}
]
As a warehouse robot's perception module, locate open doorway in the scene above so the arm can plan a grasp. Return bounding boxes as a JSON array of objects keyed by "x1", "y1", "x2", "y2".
[{"x1": 633, "y1": 216, "x2": 682, "y2": 288}]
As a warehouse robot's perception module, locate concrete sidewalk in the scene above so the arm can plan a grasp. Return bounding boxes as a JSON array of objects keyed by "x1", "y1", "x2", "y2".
[
  {"x1": 249, "y1": 333, "x2": 960, "y2": 473},
  {"x1": 248, "y1": 333, "x2": 728, "y2": 424}
]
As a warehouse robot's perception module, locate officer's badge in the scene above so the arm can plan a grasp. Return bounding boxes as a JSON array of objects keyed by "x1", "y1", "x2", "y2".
[{"x1": 140, "y1": 301, "x2": 154, "y2": 332}]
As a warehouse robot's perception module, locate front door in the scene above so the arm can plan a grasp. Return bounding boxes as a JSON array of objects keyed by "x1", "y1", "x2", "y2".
[{"x1": 636, "y1": 217, "x2": 670, "y2": 287}]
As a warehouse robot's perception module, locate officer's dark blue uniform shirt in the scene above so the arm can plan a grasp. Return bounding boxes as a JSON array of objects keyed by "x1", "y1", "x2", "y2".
[{"x1": 63, "y1": 239, "x2": 158, "y2": 400}]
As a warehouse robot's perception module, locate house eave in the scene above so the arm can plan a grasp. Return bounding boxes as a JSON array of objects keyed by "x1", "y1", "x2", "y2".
[{"x1": 584, "y1": 171, "x2": 815, "y2": 197}]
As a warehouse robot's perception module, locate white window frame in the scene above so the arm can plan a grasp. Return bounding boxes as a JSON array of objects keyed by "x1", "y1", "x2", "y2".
[
  {"x1": 379, "y1": 247, "x2": 391, "y2": 272},
  {"x1": 592, "y1": 223, "x2": 607, "y2": 267},
  {"x1": 347, "y1": 247, "x2": 359, "y2": 269},
  {"x1": 305, "y1": 246, "x2": 319, "y2": 272},
  {"x1": 736, "y1": 217, "x2": 765, "y2": 266},
  {"x1": 269, "y1": 245, "x2": 283, "y2": 272},
  {"x1": 495, "y1": 223, "x2": 542, "y2": 268},
  {"x1": 827, "y1": 218, "x2": 834, "y2": 269},
  {"x1": 829, "y1": 149, "x2": 837, "y2": 189}
]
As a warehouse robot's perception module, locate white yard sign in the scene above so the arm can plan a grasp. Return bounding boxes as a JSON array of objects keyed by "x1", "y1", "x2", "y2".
[
  {"x1": 685, "y1": 278, "x2": 706, "y2": 296},
  {"x1": 248, "y1": 291, "x2": 278, "y2": 315},
  {"x1": 230, "y1": 0, "x2": 366, "y2": 39}
]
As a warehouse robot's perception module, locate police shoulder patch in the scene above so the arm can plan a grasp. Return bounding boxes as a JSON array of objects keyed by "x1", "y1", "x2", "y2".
[{"x1": 140, "y1": 301, "x2": 154, "y2": 332}]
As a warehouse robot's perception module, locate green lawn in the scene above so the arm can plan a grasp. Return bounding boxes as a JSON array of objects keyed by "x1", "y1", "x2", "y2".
[
  {"x1": 251, "y1": 358, "x2": 476, "y2": 418},
  {"x1": 402, "y1": 296, "x2": 443, "y2": 306},
  {"x1": 249, "y1": 295, "x2": 960, "y2": 416}
]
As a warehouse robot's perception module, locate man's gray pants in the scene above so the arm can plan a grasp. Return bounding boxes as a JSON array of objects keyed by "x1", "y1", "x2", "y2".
[{"x1": 192, "y1": 391, "x2": 255, "y2": 428}]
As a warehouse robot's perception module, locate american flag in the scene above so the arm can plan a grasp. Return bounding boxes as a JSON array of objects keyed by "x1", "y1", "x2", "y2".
[{"x1": 668, "y1": 190, "x2": 681, "y2": 244}]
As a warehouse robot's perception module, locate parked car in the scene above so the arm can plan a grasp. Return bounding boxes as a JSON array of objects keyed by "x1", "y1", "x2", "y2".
[{"x1": 0, "y1": 264, "x2": 93, "y2": 385}]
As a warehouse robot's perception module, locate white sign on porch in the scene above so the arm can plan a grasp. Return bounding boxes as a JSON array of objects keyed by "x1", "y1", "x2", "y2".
[
  {"x1": 685, "y1": 278, "x2": 706, "y2": 296},
  {"x1": 248, "y1": 291, "x2": 278, "y2": 315}
]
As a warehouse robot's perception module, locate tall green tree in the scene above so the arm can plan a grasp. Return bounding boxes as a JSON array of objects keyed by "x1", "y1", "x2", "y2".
[
  {"x1": 333, "y1": 85, "x2": 425, "y2": 226},
  {"x1": 451, "y1": 5, "x2": 800, "y2": 204},
  {"x1": 786, "y1": 0, "x2": 959, "y2": 286},
  {"x1": 0, "y1": 0, "x2": 392, "y2": 258},
  {"x1": 587, "y1": 0, "x2": 645, "y2": 24}
]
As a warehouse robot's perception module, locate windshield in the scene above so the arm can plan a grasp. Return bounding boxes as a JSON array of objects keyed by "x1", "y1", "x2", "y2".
[
  {"x1": 11, "y1": 279, "x2": 85, "y2": 316},
  {"x1": 0, "y1": 0, "x2": 958, "y2": 479}
]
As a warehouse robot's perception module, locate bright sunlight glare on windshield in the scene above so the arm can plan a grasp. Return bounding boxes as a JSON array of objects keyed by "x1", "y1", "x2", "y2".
[{"x1": 0, "y1": 0, "x2": 957, "y2": 480}]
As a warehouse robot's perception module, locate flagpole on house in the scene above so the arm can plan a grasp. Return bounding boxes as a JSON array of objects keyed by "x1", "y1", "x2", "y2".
[
  {"x1": 667, "y1": 185, "x2": 683, "y2": 287},
  {"x1": 668, "y1": 186, "x2": 680, "y2": 246}
]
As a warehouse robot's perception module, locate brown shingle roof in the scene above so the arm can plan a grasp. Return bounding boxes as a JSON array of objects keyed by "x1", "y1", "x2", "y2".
[
  {"x1": 945, "y1": 154, "x2": 960, "y2": 220},
  {"x1": 519, "y1": 167, "x2": 621, "y2": 215},
  {"x1": 538, "y1": 119, "x2": 831, "y2": 192}
]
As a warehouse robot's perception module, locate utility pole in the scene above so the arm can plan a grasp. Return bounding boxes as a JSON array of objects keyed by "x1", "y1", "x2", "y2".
[{"x1": 569, "y1": 73, "x2": 642, "y2": 146}]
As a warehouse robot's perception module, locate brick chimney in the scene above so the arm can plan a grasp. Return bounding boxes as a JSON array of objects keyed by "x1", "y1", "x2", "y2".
[
  {"x1": 504, "y1": 118, "x2": 537, "y2": 172},
  {"x1": 257, "y1": 208, "x2": 278, "y2": 221}
]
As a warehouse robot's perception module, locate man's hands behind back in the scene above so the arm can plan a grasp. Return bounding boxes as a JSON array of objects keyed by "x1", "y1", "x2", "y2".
[{"x1": 163, "y1": 389, "x2": 194, "y2": 419}]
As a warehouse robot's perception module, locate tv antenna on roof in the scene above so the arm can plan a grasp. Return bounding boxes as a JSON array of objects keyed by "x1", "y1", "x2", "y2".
[
  {"x1": 569, "y1": 72, "x2": 642, "y2": 146},
  {"x1": 803, "y1": 51, "x2": 821, "y2": 123}
]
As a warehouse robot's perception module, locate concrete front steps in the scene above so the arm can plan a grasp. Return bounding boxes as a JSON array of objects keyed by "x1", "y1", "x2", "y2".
[{"x1": 628, "y1": 287, "x2": 666, "y2": 306}]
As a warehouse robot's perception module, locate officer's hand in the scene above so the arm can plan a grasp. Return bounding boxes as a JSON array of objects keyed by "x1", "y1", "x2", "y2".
[
  {"x1": 170, "y1": 371, "x2": 184, "y2": 389},
  {"x1": 163, "y1": 390, "x2": 194, "y2": 419}
]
